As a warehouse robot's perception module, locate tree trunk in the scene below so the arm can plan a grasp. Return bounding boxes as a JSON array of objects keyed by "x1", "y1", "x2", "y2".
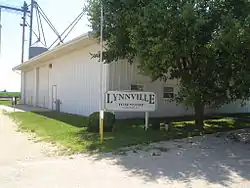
[{"x1": 194, "y1": 103, "x2": 205, "y2": 130}]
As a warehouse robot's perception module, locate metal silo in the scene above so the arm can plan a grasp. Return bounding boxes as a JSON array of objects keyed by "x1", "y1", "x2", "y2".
[{"x1": 29, "y1": 46, "x2": 48, "y2": 59}]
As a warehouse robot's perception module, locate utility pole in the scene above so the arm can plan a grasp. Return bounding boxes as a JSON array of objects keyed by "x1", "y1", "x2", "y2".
[
  {"x1": 20, "y1": 1, "x2": 28, "y2": 63},
  {"x1": 0, "y1": 2, "x2": 31, "y2": 61}
]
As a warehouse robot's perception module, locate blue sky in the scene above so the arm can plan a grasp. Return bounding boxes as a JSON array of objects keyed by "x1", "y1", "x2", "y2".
[{"x1": 0, "y1": 0, "x2": 91, "y2": 91}]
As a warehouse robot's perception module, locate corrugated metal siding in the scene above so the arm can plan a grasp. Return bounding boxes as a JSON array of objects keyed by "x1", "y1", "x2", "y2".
[
  {"x1": 108, "y1": 61, "x2": 247, "y2": 117},
  {"x1": 24, "y1": 70, "x2": 34, "y2": 105},
  {"x1": 21, "y1": 72, "x2": 25, "y2": 104},
  {"x1": 22, "y1": 42, "x2": 250, "y2": 117},
  {"x1": 214, "y1": 100, "x2": 250, "y2": 114},
  {"x1": 108, "y1": 61, "x2": 195, "y2": 118},
  {"x1": 46, "y1": 44, "x2": 101, "y2": 116},
  {"x1": 37, "y1": 65, "x2": 49, "y2": 108}
]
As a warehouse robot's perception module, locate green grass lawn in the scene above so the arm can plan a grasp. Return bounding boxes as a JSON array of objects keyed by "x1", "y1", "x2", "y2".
[
  {"x1": 0, "y1": 92, "x2": 20, "y2": 105},
  {"x1": 0, "y1": 100, "x2": 11, "y2": 105},
  {"x1": 0, "y1": 99, "x2": 21, "y2": 105},
  {"x1": 8, "y1": 111, "x2": 250, "y2": 154},
  {"x1": 0, "y1": 92, "x2": 20, "y2": 97}
]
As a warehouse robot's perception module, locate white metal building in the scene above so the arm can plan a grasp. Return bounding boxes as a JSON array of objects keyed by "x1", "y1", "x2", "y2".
[{"x1": 12, "y1": 33, "x2": 250, "y2": 118}]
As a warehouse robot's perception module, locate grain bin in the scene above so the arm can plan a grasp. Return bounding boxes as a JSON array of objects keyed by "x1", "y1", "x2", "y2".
[{"x1": 29, "y1": 46, "x2": 48, "y2": 59}]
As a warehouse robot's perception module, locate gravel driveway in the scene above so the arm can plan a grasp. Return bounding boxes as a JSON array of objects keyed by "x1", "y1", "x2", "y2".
[{"x1": 0, "y1": 111, "x2": 250, "y2": 188}]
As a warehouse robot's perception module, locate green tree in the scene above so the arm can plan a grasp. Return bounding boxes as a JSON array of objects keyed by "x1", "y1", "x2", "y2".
[{"x1": 88, "y1": 0, "x2": 250, "y2": 128}]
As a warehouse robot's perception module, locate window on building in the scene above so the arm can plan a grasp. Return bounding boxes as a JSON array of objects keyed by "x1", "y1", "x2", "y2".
[
  {"x1": 131, "y1": 84, "x2": 144, "y2": 91},
  {"x1": 163, "y1": 86, "x2": 174, "y2": 99}
]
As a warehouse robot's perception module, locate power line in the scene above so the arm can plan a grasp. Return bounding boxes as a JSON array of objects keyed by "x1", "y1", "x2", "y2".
[{"x1": 0, "y1": 4, "x2": 30, "y2": 13}]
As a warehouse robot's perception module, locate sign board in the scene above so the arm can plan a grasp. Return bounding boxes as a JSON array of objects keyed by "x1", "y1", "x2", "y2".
[{"x1": 104, "y1": 91, "x2": 157, "y2": 112}]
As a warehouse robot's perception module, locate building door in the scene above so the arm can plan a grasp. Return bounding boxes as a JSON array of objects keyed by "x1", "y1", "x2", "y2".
[{"x1": 52, "y1": 85, "x2": 57, "y2": 110}]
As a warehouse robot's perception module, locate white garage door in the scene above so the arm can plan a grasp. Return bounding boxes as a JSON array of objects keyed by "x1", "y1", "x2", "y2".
[
  {"x1": 24, "y1": 70, "x2": 34, "y2": 105},
  {"x1": 37, "y1": 66, "x2": 49, "y2": 108}
]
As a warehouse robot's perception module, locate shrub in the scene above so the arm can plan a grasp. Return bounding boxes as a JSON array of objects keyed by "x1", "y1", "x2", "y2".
[{"x1": 87, "y1": 112, "x2": 115, "y2": 133}]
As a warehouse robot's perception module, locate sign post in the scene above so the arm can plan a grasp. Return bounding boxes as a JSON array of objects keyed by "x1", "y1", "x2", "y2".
[
  {"x1": 145, "y1": 112, "x2": 149, "y2": 130},
  {"x1": 99, "y1": 2, "x2": 104, "y2": 143},
  {"x1": 100, "y1": 110, "x2": 104, "y2": 143},
  {"x1": 104, "y1": 91, "x2": 157, "y2": 130}
]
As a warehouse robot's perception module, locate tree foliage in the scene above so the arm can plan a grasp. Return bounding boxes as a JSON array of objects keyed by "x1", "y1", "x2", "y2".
[{"x1": 88, "y1": 0, "x2": 250, "y2": 127}]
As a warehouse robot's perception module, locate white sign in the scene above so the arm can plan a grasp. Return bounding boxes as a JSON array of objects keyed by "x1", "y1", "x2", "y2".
[{"x1": 104, "y1": 91, "x2": 157, "y2": 112}]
